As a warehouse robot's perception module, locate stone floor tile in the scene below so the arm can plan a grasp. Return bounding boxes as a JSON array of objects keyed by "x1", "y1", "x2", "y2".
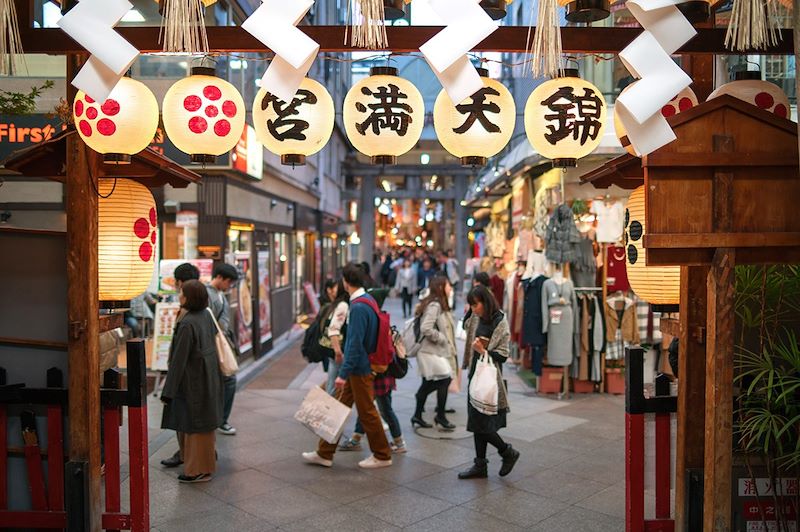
[
  {"x1": 463, "y1": 487, "x2": 569, "y2": 527},
  {"x1": 575, "y1": 482, "x2": 626, "y2": 518},
  {"x1": 146, "y1": 484, "x2": 232, "y2": 525},
  {"x1": 404, "y1": 506, "x2": 525, "y2": 532},
  {"x1": 354, "y1": 486, "x2": 454, "y2": 527},
  {"x1": 195, "y1": 467, "x2": 292, "y2": 504},
  {"x1": 360, "y1": 455, "x2": 448, "y2": 485},
  {"x1": 403, "y1": 439, "x2": 476, "y2": 469},
  {"x1": 156, "y1": 506, "x2": 277, "y2": 532},
  {"x1": 500, "y1": 412, "x2": 587, "y2": 443},
  {"x1": 512, "y1": 468, "x2": 612, "y2": 504},
  {"x1": 299, "y1": 468, "x2": 396, "y2": 504},
  {"x1": 405, "y1": 469, "x2": 504, "y2": 505},
  {"x1": 278, "y1": 507, "x2": 401, "y2": 532},
  {"x1": 553, "y1": 453, "x2": 626, "y2": 485},
  {"x1": 231, "y1": 485, "x2": 337, "y2": 526},
  {"x1": 529, "y1": 505, "x2": 626, "y2": 532}
]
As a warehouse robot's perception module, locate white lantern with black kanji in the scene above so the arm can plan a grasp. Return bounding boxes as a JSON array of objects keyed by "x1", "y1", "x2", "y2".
[
  {"x1": 433, "y1": 68, "x2": 515, "y2": 166},
  {"x1": 74, "y1": 77, "x2": 159, "y2": 164},
  {"x1": 614, "y1": 86, "x2": 698, "y2": 156},
  {"x1": 524, "y1": 69, "x2": 606, "y2": 167},
  {"x1": 162, "y1": 67, "x2": 246, "y2": 163},
  {"x1": 624, "y1": 186, "x2": 680, "y2": 305},
  {"x1": 98, "y1": 178, "x2": 158, "y2": 305},
  {"x1": 343, "y1": 66, "x2": 425, "y2": 165},
  {"x1": 252, "y1": 77, "x2": 335, "y2": 166},
  {"x1": 707, "y1": 70, "x2": 790, "y2": 119}
]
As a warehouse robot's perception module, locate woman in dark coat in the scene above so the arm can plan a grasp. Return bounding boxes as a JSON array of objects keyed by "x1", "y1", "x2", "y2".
[
  {"x1": 458, "y1": 285, "x2": 520, "y2": 479},
  {"x1": 161, "y1": 280, "x2": 224, "y2": 483}
]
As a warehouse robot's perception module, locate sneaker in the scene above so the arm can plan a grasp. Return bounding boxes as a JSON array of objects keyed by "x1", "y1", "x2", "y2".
[
  {"x1": 390, "y1": 439, "x2": 407, "y2": 454},
  {"x1": 338, "y1": 437, "x2": 363, "y2": 451},
  {"x1": 160, "y1": 450, "x2": 183, "y2": 468},
  {"x1": 358, "y1": 455, "x2": 392, "y2": 469},
  {"x1": 218, "y1": 423, "x2": 237, "y2": 436},
  {"x1": 302, "y1": 451, "x2": 333, "y2": 468},
  {"x1": 178, "y1": 473, "x2": 212, "y2": 483}
]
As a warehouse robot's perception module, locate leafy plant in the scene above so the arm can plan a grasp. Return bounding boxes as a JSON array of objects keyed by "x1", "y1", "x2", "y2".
[{"x1": 0, "y1": 80, "x2": 55, "y2": 115}]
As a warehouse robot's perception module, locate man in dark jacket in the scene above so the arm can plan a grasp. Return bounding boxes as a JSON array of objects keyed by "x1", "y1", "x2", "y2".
[
  {"x1": 303, "y1": 263, "x2": 393, "y2": 469},
  {"x1": 207, "y1": 263, "x2": 240, "y2": 436}
]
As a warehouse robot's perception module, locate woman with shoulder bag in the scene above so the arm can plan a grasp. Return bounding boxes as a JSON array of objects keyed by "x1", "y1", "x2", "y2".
[
  {"x1": 322, "y1": 280, "x2": 350, "y2": 396},
  {"x1": 160, "y1": 280, "x2": 224, "y2": 483},
  {"x1": 411, "y1": 276, "x2": 457, "y2": 431},
  {"x1": 458, "y1": 285, "x2": 520, "y2": 479}
]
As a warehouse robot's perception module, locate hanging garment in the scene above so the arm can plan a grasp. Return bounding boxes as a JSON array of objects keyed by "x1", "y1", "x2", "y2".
[
  {"x1": 521, "y1": 275, "x2": 548, "y2": 348},
  {"x1": 571, "y1": 237, "x2": 598, "y2": 288},
  {"x1": 575, "y1": 295, "x2": 591, "y2": 381},
  {"x1": 592, "y1": 200, "x2": 625, "y2": 243},
  {"x1": 489, "y1": 274, "x2": 505, "y2": 307},
  {"x1": 518, "y1": 227, "x2": 536, "y2": 259},
  {"x1": 605, "y1": 245, "x2": 631, "y2": 293},
  {"x1": 533, "y1": 187, "x2": 553, "y2": 238},
  {"x1": 590, "y1": 295, "x2": 606, "y2": 382},
  {"x1": 604, "y1": 295, "x2": 640, "y2": 360},
  {"x1": 486, "y1": 221, "x2": 506, "y2": 258},
  {"x1": 513, "y1": 275, "x2": 525, "y2": 344},
  {"x1": 541, "y1": 278, "x2": 578, "y2": 366},
  {"x1": 545, "y1": 204, "x2": 582, "y2": 264}
]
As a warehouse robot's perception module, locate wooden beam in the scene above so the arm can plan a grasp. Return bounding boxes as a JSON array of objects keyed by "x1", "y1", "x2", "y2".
[
  {"x1": 644, "y1": 233, "x2": 800, "y2": 249},
  {"x1": 17, "y1": 25, "x2": 795, "y2": 55},
  {"x1": 644, "y1": 152, "x2": 799, "y2": 167},
  {"x1": 704, "y1": 249, "x2": 736, "y2": 532},
  {"x1": 65, "y1": 53, "x2": 102, "y2": 531},
  {"x1": 646, "y1": 247, "x2": 800, "y2": 266},
  {"x1": 674, "y1": 265, "x2": 708, "y2": 532}
]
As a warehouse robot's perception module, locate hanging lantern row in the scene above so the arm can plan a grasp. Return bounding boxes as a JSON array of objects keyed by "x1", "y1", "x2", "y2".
[{"x1": 75, "y1": 65, "x2": 790, "y2": 169}]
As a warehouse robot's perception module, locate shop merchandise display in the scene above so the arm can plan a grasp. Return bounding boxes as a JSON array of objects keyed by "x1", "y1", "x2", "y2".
[
  {"x1": 517, "y1": 217, "x2": 536, "y2": 259},
  {"x1": 541, "y1": 273, "x2": 578, "y2": 367},
  {"x1": 485, "y1": 218, "x2": 507, "y2": 258},
  {"x1": 604, "y1": 292, "x2": 640, "y2": 360},
  {"x1": 573, "y1": 292, "x2": 606, "y2": 382},
  {"x1": 544, "y1": 204, "x2": 582, "y2": 264},
  {"x1": 604, "y1": 245, "x2": 631, "y2": 293},
  {"x1": 521, "y1": 272, "x2": 548, "y2": 376},
  {"x1": 533, "y1": 185, "x2": 561, "y2": 239},
  {"x1": 570, "y1": 237, "x2": 598, "y2": 288},
  {"x1": 591, "y1": 199, "x2": 625, "y2": 243}
]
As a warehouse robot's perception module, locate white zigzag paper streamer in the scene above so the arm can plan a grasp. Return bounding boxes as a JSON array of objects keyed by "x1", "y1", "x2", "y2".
[
  {"x1": 419, "y1": 0, "x2": 498, "y2": 105},
  {"x1": 57, "y1": 0, "x2": 139, "y2": 103},
  {"x1": 242, "y1": 0, "x2": 320, "y2": 103},
  {"x1": 616, "y1": 0, "x2": 696, "y2": 156}
]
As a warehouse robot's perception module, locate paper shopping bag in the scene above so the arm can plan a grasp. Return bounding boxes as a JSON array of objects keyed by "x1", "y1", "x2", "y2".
[{"x1": 294, "y1": 386, "x2": 352, "y2": 444}]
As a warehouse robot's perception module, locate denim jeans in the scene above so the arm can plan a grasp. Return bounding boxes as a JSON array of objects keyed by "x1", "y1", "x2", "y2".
[
  {"x1": 222, "y1": 375, "x2": 236, "y2": 425},
  {"x1": 354, "y1": 391, "x2": 402, "y2": 439},
  {"x1": 326, "y1": 358, "x2": 341, "y2": 396}
]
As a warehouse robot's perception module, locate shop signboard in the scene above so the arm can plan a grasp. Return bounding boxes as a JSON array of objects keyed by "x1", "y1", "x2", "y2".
[
  {"x1": 258, "y1": 250, "x2": 272, "y2": 344},
  {"x1": 0, "y1": 115, "x2": 66, "y2": 160},
  {"x1": 158, "y1": 259, "x2": 213, "y2": 293},
  {"x1": 231, "y1": 124, "x2": 263, "y2": 180},
  {"x1": 233, "y1": 252, "x2": 253, "y2": 353},
  {"x1": 175, "y1": 210, "x2": 198, "y2": 228},
  {"x1": 735, "y1": 474, "x2": 798, "y2": 532},
  {"x1": 151, "y1": 302, "x2": 181, "y2": 371},
  {"x1": 303, "y1": 281, "x2": 320, "y2": 316}
]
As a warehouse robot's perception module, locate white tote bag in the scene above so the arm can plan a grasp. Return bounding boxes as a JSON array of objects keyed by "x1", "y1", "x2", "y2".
[
  {"x1": 294, "y1": 386, "x2": 353, "y2": 444},
  {"x1": 469, "y1": 354, "x2": 499, "y2": 415},
  {"x1": 206, "y1": 308, "x2": 239, "y2": 377}
]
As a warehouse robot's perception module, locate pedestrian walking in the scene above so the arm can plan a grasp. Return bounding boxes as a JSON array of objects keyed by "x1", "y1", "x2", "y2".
[
  {"x1": 160, "y1": 280, "x2": 224, "y2": 483},
  {"x1": 322, "y1": 280, "x2": 349, "y2": 396},
  {"x1": 411, "y1": 276, "x2": 457, "y2": 431},
  {"x1": 206, "y1": 263, "x2": 239, "y2": 436},
  {"x1": 394, "y1": 259, "x2": 417, "y2": 318},
  {"x1": 302, "y1": 263, "x2": 393, "y2": 469},
  {"x1": 458, "y1": 285, "x2": 520, "y2": 479}
]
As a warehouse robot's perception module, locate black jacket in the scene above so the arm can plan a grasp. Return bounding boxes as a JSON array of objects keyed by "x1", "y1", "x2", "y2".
[{"x1": 521, "y1": 276, "x2": 548, "y2": 347}]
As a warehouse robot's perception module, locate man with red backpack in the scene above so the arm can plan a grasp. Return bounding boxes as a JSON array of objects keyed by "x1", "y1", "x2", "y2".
[{"x1": 303, "y1": 263, "x2": 393, "y2": 469}]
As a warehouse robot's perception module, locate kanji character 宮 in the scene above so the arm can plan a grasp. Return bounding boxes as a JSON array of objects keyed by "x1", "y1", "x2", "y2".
[{"x1": 260, "y1": 89, "x2": 316, "y2": 141}]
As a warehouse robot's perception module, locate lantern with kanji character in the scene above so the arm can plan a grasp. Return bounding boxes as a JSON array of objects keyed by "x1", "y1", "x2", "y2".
[
  {"x1": 73, "y1": 77, "x2": 159, "y2": 164},
  {"x1": 98, "y1": 178, "x2": 158, "y2": 305},
  {"x1": 524, "y1": 70, "x2": 606, "y2": 167},
  {"x1": 433, "y1": 68, "x2": 515, "y2": 167},
  {"x1": 614, "y1": 86, "x2": 698, "y2": 156},
  {"x1": 252, "y1": 77, "x2": 335, "y2": 166},
  {"x1": 343, "y1": 66, "x2": 425, "y2": 165},
  {"x1": 624, "y1": 186, "x2": 680, "y2": 305},
  {"x1": 162, "y1": 67, "x2": 246, "y2": 163},
  {"x1": 707, "y1": 70, "x2": 790, "y2": 119}
]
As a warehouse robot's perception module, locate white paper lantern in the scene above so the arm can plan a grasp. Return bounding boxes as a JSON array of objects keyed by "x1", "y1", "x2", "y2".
[
  {"x1": 614, "y1": 86, "x2": 698, "y2": 156},
  {"x1": 524, "y1": 70, "x2": 607, "y2": 167},
  {"x1": 343, "y1": 67, "x2": 425, "y2": 165},
  {"x1": 707, "y1": 71, "x2": 790, "y2": 119},
  {"x1": 434, "y1": 68, "x2": 515, "y2": 166},
  {"x1": 625, "y1": 186, "x2": 680, "y2": 305},
  {"x1": 162, "y1": 67, "x2": 246, "y2": 163},
  {"x1": 252, "y1": 78, "x2": 334, "y2": 166},
  {"x1": 98, "y1": 179, "x2": 157, "y2": 304},
  {"x1": 74, "y1": 77, "x2": 159, "y2": 164}
]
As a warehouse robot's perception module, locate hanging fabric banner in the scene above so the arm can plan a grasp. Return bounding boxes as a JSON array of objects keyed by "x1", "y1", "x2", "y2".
[
  {"x1": 614, "y1": 0, "x2": 695, "y2": 156},
  {"x1": 57, "y1": 0, "x2": 140, "y2": 102},
  {"x1": 242, "y1": 0, "x2": 320, "y2": 103},
  {"x1": 418, "y1": 0, "x2": 498, "y2": 105}
]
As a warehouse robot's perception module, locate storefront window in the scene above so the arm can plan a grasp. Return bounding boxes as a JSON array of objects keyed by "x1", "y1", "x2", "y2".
[
  {"x1": 295, "y1": 232, "x2": 307, "y2": 316},
  {"x1": 273, "y1": 233, "x2": 290, "y2": 288}
]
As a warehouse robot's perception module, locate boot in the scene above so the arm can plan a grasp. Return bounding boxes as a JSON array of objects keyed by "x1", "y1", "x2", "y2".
[
  {"x1": 498, "y1": 444, "x2": 520, "y2": 477},
  {"x1": 411, "y1": 414, "x2": 432, "y2": 429},
  {"x1": 458, "y1": 458, "x2": 488, "y2": 479},
  {"x1": 434, "y1": 414, "x2": 455, "y2": 431}
]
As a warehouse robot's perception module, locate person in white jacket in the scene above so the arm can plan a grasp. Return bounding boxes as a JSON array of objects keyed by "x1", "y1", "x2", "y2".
[{"x1": 394, "y1": 259, "x2": 418, "y2": 318}]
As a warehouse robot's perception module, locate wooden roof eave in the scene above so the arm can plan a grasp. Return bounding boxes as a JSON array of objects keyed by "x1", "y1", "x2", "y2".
[
  {"x1": 1, "y1": 129, "x2": 201, "y2": 189},
  {"x1": 579, "y1": 152, "x2": 643, "y2": 190}
]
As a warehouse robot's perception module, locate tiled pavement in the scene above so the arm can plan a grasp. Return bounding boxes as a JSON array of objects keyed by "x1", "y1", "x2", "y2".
[{"x1": 123, "y1": 296, "x2": 652, "y2": 531}]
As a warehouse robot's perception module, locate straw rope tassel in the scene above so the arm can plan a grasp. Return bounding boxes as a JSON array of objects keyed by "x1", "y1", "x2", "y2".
[
  {"x1": 159, "y1": 0, "x2": 210, "y2": 54},
  {"x1": 348, "y1": 0, "x2": 388, "y2": 49},
  {"x1": 725, "y1": 0, "x2": 782, "y2": 51},
  {"x1": 528, "y1": 0, "x2": 563, "y2": 79},
  {"x1": 0, "y1": 0, "x2": 24, "y2": 76}
]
